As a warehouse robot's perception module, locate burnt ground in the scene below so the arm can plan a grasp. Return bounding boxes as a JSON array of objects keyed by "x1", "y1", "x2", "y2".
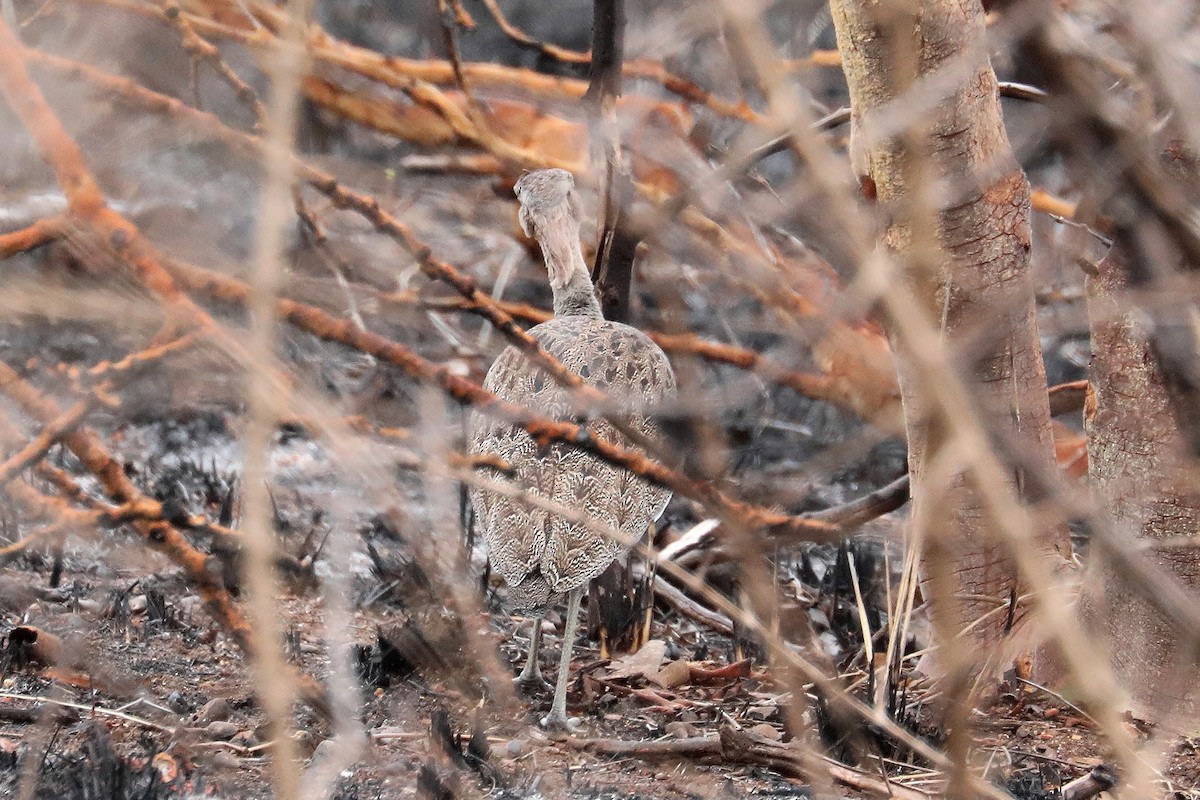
[
  {"x1": 0, "y1": 304, "x2": 1195, "y2": 798},
  {"x1": 0, "y1": 498, "x2": 1197, "y2": 800},
  {"x1": 0, "y1": 122, "x2": 1196, "y2": 800},
  {"x1": 0, "y1": 3, "x2": 1198, "y2": 798}
]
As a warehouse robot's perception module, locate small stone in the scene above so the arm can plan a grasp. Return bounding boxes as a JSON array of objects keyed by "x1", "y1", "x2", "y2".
[
  {"x1": 208, "y1": 751, "x2": 239, "y2": 770},
  {"x1": 197, "y1": 698, "x2": 230, "y2": 724},
  {"x1": 166, "y1": 691, "x2": 189, "y2": 713},
  {"x1": 310, "y1": 738, "x2": 337, "y2": 763},
  {"x1": 203, "y1": 721, "x2": 239, "y2": 740},
  {"x1": 505, "y1": 739, "x2": 522, "y2": 757}
]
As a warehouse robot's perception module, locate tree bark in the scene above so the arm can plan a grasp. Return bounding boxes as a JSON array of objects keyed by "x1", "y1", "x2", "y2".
[
  {"x1": 1080, "y1": 242, "x2": 1200, "y2": 724},
  {"x1": 829, "y1": 0, "x2": 1070, "y2": 659}
]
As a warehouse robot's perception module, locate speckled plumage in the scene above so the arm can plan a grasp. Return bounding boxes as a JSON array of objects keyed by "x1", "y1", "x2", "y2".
[
  {"x1": 468, "y1": 315, "x2": 676, "y2": 612},
  {"x1": 467, "y1": 168, "x2": 675, "y2": 729}
]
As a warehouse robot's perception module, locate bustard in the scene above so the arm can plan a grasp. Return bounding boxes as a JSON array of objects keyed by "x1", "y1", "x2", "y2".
[{"x1": 468, "y1": 169, "x2": 676, "y2": 730}]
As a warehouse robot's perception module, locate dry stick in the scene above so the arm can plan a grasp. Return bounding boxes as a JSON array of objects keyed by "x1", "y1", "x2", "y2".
[
  {"x1": 157, "y1": 0, "x2": 268, "y2": 130},
  {"x1": 0, "y1": 215, "x2": 63, "y2": 257},
  {"x1": 72, "y1": 328, "x2": 203, "y2": 386},
  {"x1": 0, "y1": 492, "x2": 235, "y2": 563},
  {"x1": 0, "y1": 397, "x2": 99, "y2": 488},
  {"x1": 348, "y1": 275, "x2": 839, "y2": 406},
  {"x1": 707, "y1": 5, "x2": 1076, "y2": 800},
  {"x1": 1, "y1": 33, "x2": 852, "y2": 544},
  {"x1": 1061, "y1": 765, "x2": 1118, "y2": 800},
  {"x1": 475, "y1": 0, "x2": 763, "y2": 124},
  {"x1": 0, "y1": 441, "x2": 164, "y2": 563},
  {"x1": 747, "y1": 81, "x2": 1047, "y2": 164},
  {"x1": 159, "y1": 253, "x2": 837, "y2": 541},
  {"x1": 650, "y1": 572, "x2": 733, "y2": 636},
  {"x1": 0, "y1": 20, "x2": 332, "y2": 721},
  {"x1": 450, "y1": 466, "x2": 955, "y2": 772},
  {"x1": 241, "y1": 1, "x2": 313, "y2": 796},
  {"x1": 67, "y1": 2, "x2": 905, "y2": 431}
]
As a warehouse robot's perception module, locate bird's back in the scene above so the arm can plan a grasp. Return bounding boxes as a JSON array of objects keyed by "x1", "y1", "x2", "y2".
[{"x1": 468, "y1": 316, "x2": 676, "y2": 611}]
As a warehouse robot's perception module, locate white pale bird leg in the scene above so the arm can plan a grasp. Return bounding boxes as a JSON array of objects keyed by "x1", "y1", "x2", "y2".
[
  {"x1": 515, "y1": 617, "x2": 546, "y2": 688},
  {"x1": 542, "y1": 587, "x2": 582, "y2": 731}
]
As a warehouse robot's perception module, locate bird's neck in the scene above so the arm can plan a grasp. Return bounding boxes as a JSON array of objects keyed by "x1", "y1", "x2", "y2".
[{"x1": 540, "y1": 216, "x2": 603, "y2": 319}]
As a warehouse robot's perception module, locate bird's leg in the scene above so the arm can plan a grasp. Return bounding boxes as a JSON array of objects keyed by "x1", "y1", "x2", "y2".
[
  {"x1": 514, "y1": 616, "x2": 551, "y2": 692},
  {"x1": 541, "y1": 587, "x2": 582, "y2": 732}
]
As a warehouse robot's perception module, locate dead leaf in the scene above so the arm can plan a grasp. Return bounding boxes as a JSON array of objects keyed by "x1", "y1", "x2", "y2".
[
  {"x1": 605, "y1": 639, "x2": 667, "y2": 681},
  {"x1": 652, "y1": 659, "x2": 691, "y2": 689},
  {"x1": 688, "y1": 658, "x2": 752, "y2": 684}
]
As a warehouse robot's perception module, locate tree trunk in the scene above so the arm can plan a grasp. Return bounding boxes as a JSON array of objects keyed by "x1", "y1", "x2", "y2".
[
  {"x1": 1016, "y1": 13, "x2": 1200, "y2": 728},
  {"x1": 1080, "y1": 245, "x2": 1200, "y2": 725},
  {"x1": 829, "y1": 0, "x2": 1070, "y2": 661}
]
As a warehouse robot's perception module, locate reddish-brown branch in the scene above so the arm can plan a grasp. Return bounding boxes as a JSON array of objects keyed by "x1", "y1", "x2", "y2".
[
  {"x1": 0, "y1": 358, "x2": 331, "y2": 716},
  {"x1": 0, "y1": 215, "x2": 63, "y2": 257},
  {"x1": 164, "y1": 255, "x2": 840, "y2": 541},
  {"x1": 157, "y1": 0, "x2": 268, "y2": 130},
  {"x1": 12, "y1": 51, "x2": 839, "y2": 514},
  {"x1": 72, "y1": 329, "x2": 203, "y2": 385},
  {"x1": 0, "y1": 19, "x2": 332, "y2": 716},
  {"x1": 0, "y1": 397, "x2": 98, "y2": 487}
]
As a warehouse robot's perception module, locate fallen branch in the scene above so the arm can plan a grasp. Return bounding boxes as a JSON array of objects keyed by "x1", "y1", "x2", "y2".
[
  {"x1": 652, "y1": 573, "x2": 733, "y2": 636},
  {"x1": 571, "y1": 724, "x2": 935, "y2": 800},
  {"x1": 1061, "y1": 765, "x2": 1118, "y2": 800}
]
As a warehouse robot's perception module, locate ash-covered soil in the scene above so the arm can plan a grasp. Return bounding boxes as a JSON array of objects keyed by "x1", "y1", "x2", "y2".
[{"x1": 0, "y1": 2, "x2": 1194, "y2": 799}]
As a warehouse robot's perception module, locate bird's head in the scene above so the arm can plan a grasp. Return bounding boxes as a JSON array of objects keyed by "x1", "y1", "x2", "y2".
[{"x1": 515, "y1": 168, "x2": 582, "y2": 238}]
